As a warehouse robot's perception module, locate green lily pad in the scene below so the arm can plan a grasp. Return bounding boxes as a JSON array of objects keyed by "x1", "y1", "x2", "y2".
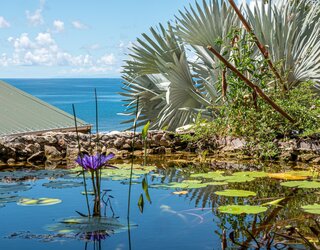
[
  {"x1": 81, "y1": 191, "x2": 95, "y2": 196},
  {"x1": 224, "y1": 175, "x2": 255, "y2": 183},
  {"x1": 189, "y1": 171, "x2": 225, "y2": 179},
  {"x1": 150, "y1": 182, "x2": 189, "y2": 189},
  {"x1": 70, "y1": 164, "x2": 156, "y2": 181},
  {"x1": 0, "y1": 183, "x2": 31, "y2": 194},
  {"x1": 215, "y1": 189, "x2": 256, "y2": 197},
  {"x1": 301, "y1": 204, "x2": 320, "y2": 215},
  {"x1": 43, "y1": 181, "x2": 83, "y2": 189},
  {"x1": 218, "y1": 205, "x2": 268, "y2": 214},
  {"x1": 47, "y1": 216, "x2": 134, "y2": 235},
  {"x1": 17, "y1": 198, "x2": 62, "y2": 206},
  {"x1": 231, "y1": 171, "x2": 268, "y2": 178},
  {"x1": 0, "y1": 169, "x2": 69, "y2": 182},
  {"x1": 205, "y1": 181, "x2": 228, "y2": 186},
  {"x1": 280, "y1": 181, "x2": 320, "y2": 189}
]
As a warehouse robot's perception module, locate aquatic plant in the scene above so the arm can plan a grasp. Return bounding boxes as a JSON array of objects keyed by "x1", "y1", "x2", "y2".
[{"x1": 75, "y1": 153, "x2": 115, "y2": 217}]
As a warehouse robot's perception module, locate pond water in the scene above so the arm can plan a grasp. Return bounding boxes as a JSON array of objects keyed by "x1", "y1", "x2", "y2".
[{"x1": 0, "y1": 160, "x2": 319, "y2": 249}]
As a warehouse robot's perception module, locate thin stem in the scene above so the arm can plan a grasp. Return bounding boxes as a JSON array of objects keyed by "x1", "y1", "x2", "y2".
[
  {"x1": 144, "y1": 140, "x2": 147, "y2": 166},
  {"x1": 228, "y1": 0, "x2": 286, "y2": 91},
  {"x1": 206, "y1": 45, "x2": 295, "y2": 123},
  {"x1": 127, "y1": 96, "x2": 139, "y2": 220},
  {"x1": 94, "y1": 88, "x2": 99, "y2": 148},
  {"x1": 95, "y1": 169, "x2": 101, "y2": 217},
  {"x1": 72, "y1": 104, "x2": 91, "y2": 217}
]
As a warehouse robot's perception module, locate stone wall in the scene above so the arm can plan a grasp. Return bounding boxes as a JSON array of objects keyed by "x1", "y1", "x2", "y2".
[{"x1": 0, "y1": 131, "x2": 319, "y2": 167}]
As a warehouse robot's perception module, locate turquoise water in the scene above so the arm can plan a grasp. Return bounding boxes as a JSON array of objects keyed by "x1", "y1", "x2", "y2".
[{"x1": 2, "y1": 78, "x2": 129, "y2": 132}]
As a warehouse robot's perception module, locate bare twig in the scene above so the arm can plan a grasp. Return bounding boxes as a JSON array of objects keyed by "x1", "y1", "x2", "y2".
[
  {"x1": 228, "y1": 0, "x2": 286, "y2": 91},
  {"x1": 207, "y1": 45, "x2": 295, "y2": 123}
]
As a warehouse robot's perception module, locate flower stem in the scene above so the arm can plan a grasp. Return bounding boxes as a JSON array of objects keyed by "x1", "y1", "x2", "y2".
[
  {"x1": 127, "y1": 96, "x2": 139, "y2": 220},
  {"x1": 72, "y1": 104, "x2": 91, "y2": 217}
]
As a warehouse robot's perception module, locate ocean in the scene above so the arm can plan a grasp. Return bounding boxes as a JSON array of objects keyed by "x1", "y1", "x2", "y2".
[{"x1": 2, "y1": 78, "x2": 130, "y2": 132}]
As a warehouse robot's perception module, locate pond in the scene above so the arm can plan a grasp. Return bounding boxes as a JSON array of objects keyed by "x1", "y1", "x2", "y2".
[{"x1": 0, "y1": 159, "x2": 319, "y2": 249}]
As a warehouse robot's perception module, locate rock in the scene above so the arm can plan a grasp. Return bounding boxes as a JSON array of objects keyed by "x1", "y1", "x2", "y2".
[
  {"x1": 122, "y1": 143, "x2": 131, "y2": 150},
  {"x1": 7, "y1": 158, "x2": 16, "y2": 165},
  {"x1": 311, "y1": 157, "x2": 320, "y2": 164},
  {"x1": 44, "y1": 145, "x2": 62, "y2": 161},
  {"x1": 298, "y1": 153, "x2": 318, "y2": 163},
  {"x1": 114, "y1": 138, "x2": 125, "y2": 149}
]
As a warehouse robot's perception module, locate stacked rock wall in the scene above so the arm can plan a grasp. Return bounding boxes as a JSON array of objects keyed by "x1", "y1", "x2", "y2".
[{"x1": 0, "y1": 131, "x2": 319, "y2": 167}]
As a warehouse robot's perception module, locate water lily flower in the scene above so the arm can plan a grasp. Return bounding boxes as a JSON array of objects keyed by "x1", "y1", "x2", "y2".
[{"x1": 76, "y1": 153, "x2": 115, "y2": 170}]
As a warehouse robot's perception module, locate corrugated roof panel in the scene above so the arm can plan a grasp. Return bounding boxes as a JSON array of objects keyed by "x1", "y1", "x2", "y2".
[{"x1": 0, "y1": 80, "x2": 91, "y2": 136}]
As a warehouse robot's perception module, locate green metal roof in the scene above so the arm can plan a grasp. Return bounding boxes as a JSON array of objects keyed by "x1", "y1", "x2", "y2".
[{"x1": 0, "y1": 80, "x2": 91, "y2": 136}]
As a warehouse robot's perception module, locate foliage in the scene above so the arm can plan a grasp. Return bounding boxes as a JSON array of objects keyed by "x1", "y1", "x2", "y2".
[
  {"x1": 121, "y1": 0, "x2": 320, "y2": 132},
  {"x1": 218, "y1": 205, "x2": 267, "y2": 215},
  {"x1": 181, "y1": 29, "x2": 320, "y2": 158}
]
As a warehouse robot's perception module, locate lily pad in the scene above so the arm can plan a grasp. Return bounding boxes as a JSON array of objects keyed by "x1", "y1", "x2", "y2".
[
  {"x1": 70, "y1": 164, "x2": 157, "y2": 181},
  {"x1": 190, "y1": 171, "x2": 225, "y2": 179},
  {"x1": 301, "y1": 204, "x2": 320, "y2": 215},
  {"x1": 205, "y1": 181, "x2": 228, "y2": 186},
  {"x1": 218, "y1": 205, "x2": 268, "y2": 215},
  {"x1": 0, "y1": 183, "x2": 31, "y2": 194},
  {"x1": 81, "y1": 191, "x2": 95, "y2": 196},
  {"x1": 47, "y1": 216, "x2": 133, "y2": 235},
  {"x1": 43, "y1": 181, "x2": 83, "y2": 189},
  {"x1": 268, "y1": 172, "x2": 309, "y2": 180},
  {"x1": 280, "y1": 181, "x2": 320, "y2": 189},
  {"x1": 0, "y1": 194, "x2": 20, "y2": 203},
  {"x1": 231, "y1": 171, "x2": 268, "y2": 178},
  {"x1": 0, "y1": 169, "x2": 69, "y2": 182},
  {"x1": 150, "y1": 182, "x2": 189, "y2": 189},
  {"x1": 172, "y1": 191, "x2": 189, "y2": 195},
  {"x1": 17, "y1": 198, "x2": 62, "y2": 206},
  {"x1": 215, "y1": 189, "x2": 256, "y2": 197},
  {"x1": 224, "y1": 175, "x2": 255, "y2": 183}
]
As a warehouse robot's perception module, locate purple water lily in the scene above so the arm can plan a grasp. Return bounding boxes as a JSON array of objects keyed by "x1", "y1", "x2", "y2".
[{"x1": 76, "y1": 153, "x2": 115, "y2": 170}]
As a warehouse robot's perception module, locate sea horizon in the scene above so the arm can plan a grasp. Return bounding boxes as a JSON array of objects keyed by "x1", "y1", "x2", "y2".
[{"x1": 2, "y1": 78, "x2": 130, "y2": 133}]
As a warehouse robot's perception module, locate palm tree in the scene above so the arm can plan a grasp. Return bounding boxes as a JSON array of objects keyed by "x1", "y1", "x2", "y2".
[{"x1": 121, "y1": 0, "x2": 320, "y2": 131}]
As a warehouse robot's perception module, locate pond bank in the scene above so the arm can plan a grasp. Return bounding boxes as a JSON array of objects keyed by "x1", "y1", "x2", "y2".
[{"x1": 0, "y1": 131, "x2": 319, "y2": 168}]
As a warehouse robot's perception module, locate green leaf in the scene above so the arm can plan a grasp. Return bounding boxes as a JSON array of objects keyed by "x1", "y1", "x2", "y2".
[
  {"x1": 262, "y1": 198, "x2": 286, "y2": 207},
  {"x1": 142, "y1": 177, "x2": 151, "y2": 203},
  {"x1": 17, "y1": 198, "x2": 62, "y2": 206},
  {"x1": 142, "y1": 121, "x2": 150, "y2": 140},
  {"x1": 138, "y1": 194, "x2": 144, "y2": 213},
  {"x1": 301, "y1": 204, "x2": 320, "y2": 215},
  {"x1": 218, "y1": 205, "x2": 268, "y2": 215},
  {"x1": 280, "y1": 181, "x2": 320, "y2": 189},
  {"x1": 215, "y1": 189, "x2": 257, "y2": 197}
]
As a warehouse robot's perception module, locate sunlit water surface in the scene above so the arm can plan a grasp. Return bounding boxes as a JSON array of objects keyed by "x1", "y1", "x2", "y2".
[{"x1": 0, "y1": 161, "x2": 319, "y2": 250}]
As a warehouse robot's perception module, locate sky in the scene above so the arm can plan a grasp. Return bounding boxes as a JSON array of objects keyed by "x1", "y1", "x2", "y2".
[
  {"x1": 0, "y1": 0, "x2": 251, "y2": 78},
  {"x1": 0, "y1": 0, "x2": 197, "y2": 78}
]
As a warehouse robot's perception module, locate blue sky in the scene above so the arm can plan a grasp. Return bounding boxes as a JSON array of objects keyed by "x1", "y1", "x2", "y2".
[{"x1": 0, "y1": 0, "x2": 248, "y2": 78}]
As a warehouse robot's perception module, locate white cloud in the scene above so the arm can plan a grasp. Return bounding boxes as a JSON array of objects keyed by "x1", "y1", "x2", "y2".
[
  {"x1": 0, "y1": 16, "x2": 10, "y2": 28},
  {"x1": 3, "y1": 32, "x2": 118, "y2": 74},
  {"x1": 26, "y1": 9, "x2": 44, "y2": 26},
  {"x1": 98, "y1": 53, "x2": 116, "y2": 65},
  {"x1": 53, "y1": 20, "x2": 64, "y2": 33},
  {"x1": 72, "y1": 20, "x2": 88, "y2": 29}
]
